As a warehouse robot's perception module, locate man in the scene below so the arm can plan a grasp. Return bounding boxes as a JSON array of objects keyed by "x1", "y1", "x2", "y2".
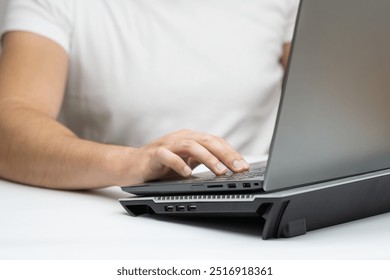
[{"x1": 0, "y1": 0, "x2": 299, "y2": 189}]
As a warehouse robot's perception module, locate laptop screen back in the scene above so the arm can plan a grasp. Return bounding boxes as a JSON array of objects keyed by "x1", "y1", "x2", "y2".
[{"x1": 265, "y1": 0, "x2": 390, "y2": 191}]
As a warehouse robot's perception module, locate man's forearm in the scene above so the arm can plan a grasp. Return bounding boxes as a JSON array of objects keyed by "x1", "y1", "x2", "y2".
[{"x1": 0, "y1": 103, "x2": 133, "y2": 190}]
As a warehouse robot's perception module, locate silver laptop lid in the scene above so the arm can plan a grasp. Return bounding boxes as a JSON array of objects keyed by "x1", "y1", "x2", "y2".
[{"x1": 264, "y1": 0, "x2": 390, "y2": 191}]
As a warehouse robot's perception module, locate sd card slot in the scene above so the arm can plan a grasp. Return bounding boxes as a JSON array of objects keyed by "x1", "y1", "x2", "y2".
[{"x1": 207, "y1": 184, "x2": 223, "y2": 188}]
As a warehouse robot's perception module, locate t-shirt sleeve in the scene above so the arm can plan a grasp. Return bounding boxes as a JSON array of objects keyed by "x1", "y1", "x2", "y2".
[
  {"x1": 0, "y1": 0, "x2": 73, "y2": 53},
  {"x1": 283, "y1": 0, "x2": 300, "y2": 43}
]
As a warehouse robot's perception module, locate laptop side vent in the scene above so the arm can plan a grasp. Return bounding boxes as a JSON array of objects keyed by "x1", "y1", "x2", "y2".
[{"x1": 154, "y1": 194, "x2": 256, "y2": 202}]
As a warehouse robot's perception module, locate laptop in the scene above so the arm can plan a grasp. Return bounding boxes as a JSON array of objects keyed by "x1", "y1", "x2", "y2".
[
  {"x1": 119, "y1": 0, "x2": 390, "y2": 238},
  {"x1": 121, "y1": 0, "x2": 390, "y2": 197}
]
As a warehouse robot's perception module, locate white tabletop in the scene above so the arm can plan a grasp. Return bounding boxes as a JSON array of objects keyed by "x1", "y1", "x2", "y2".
[{"x1": 1, "y1": 176, "x2": 390, "y2": 260}]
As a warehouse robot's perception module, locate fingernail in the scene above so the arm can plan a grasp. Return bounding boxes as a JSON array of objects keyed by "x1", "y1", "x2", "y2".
[
  {"x1": 216, "y1": 162, "x2": 227, "y2": 172},
  {"x1": 183, "y1": 166, "x2": 192, "y2": 176},
  {"x1": 242, "y1": 160, "x2": 250, "y2": 169},
  {"x1": 233, "y1": 160, "x2": 244, "y2": 170}
]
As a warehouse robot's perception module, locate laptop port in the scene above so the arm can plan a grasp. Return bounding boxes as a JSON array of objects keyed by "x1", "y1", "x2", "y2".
[
  {"x1": 188, "y1": 205, "x2": 197, "y2": 211},
  {"x1": 176, "y1": 205, "x2": 186, "y2": 211},
  {"x1": 228, "y1": 183, "x2": 237, "y2": 188},
  {"x1": 165, "y1": 205, "x2": 174, "y2": 212},
  {"x1": 243, "y1": 183, "x2": 251, "y2": 188},
  {"x1": 207, "y1": 184, "x2": 223, "y2": 188}
]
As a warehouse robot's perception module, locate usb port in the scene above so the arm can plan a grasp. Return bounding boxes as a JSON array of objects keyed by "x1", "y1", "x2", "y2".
[
  {"x1": 165, "y1": 205, "x2": 174, "y2": 212},
  {"x1": 176, "y1": 205, "x2": 186, "y2": 211},
  {"x1": 188, "y1": 205, "x2": 197, "y2": 211},
  {"x1": 228, "y1": 183, "x2": 237, "y2": 188}
]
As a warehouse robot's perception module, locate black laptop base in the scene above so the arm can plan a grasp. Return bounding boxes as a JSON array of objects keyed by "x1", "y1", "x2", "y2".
[{"x1": 120, "y1": 170, "x2": 390, "y2": 239}]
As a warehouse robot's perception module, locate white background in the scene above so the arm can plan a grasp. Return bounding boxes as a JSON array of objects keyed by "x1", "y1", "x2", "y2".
[{"x1": 0, "y1": 0, "x2": 7, "y2": 27}]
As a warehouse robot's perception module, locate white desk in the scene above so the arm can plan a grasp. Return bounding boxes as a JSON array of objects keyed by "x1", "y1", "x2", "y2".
[{"x1": 1, "y1": 177, "x2": 390, "y2": 260}]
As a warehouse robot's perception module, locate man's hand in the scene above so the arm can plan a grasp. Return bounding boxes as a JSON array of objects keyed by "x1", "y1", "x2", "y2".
[{"x1": 117, "y1": 129, "x2": 250, "y2": 185}]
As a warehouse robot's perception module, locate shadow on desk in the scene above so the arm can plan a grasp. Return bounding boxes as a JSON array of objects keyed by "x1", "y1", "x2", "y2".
[
  {"x1": 143, "y1": 215, "x2": 267, "y2": 238},
  {"x1": 68, "y1": 187, "x2": 267, "y2": 237},
  {"x1": 73, "y1": 188, "x2": 268, "y2": 238}
]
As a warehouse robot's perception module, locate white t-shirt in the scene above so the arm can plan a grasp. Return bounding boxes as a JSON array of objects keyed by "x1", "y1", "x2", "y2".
[{"x1": 1, "y1": 0, "x2": 299, "y2": 156}]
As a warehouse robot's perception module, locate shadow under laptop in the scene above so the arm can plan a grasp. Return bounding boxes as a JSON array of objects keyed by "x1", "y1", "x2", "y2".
[
  {"x1": 67, "y1": 188, "x2": 266, "y2": 237},
  {"x1": 146, "y1": 215, "x2": 266, "y2": 237}
]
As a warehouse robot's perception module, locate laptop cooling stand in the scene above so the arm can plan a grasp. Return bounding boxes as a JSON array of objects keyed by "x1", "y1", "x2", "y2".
[{"x1": 119, "y1": 169, "x2": 390, "y2": 239}]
